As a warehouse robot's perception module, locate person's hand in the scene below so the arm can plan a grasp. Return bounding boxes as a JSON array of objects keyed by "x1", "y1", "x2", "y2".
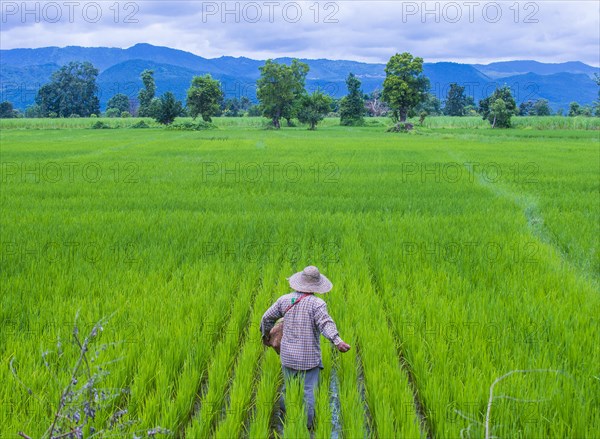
[{"x1": 336, "y1": 341, "x2": 351, "y2": 352}]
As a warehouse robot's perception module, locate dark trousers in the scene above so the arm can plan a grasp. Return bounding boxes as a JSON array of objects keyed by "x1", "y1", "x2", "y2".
[{"x1": 280, "y1": 365, "x2": 320, "y2": 429}]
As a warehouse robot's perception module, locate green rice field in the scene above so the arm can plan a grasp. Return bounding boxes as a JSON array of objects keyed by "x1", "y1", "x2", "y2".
[{"x1": 1, "y1": 116, "x2": 598, "y2": 438}]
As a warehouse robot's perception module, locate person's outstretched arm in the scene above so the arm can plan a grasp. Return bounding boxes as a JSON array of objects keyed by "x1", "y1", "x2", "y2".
[{"x1": 314, "y1": 302, "x2": 351, "y2": 352}]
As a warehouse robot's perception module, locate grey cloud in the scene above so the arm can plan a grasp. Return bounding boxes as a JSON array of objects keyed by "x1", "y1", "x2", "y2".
[{"x1": 0, "y1": 1, "x2": 598, "y2": 65}]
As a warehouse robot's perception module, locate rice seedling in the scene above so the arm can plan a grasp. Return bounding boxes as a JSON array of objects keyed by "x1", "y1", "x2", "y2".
[
  {"x1": 1, "y1": 116, "x2": 597, "y2": 438},
  {"x1": 282, "y1": 375, "x2": 309, "y2": 439},
  {"x1": 312, "y1": 338, "x2": 333, "y2": 439},
  {"x1": 212, "y1": 265, "x2": 279, "y2": 438}
]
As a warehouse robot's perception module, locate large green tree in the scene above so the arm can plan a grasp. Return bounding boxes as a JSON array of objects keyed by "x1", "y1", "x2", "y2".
[
  {"x1": 382, "y1": 52, "x2": 429, "y2": 125},
  {"x1": 568, "y1": 102, "x2": 581, "y2": 117},
  {"x1": 297, "y1": 90, "x2": 333, "y2": 130},
  {"x1": 479, "y1": 86, "x2": 517, "y2": 127},
  {"x1": 155, "y1": 92, "x2": 183, "y2": 125},
  {"x1": 138, "y1": 70, "x2": 156, "y2": 117},
  {"x1": 186, "y1": 74, "x2": 224, "y2": 122},
  {"x1": 256, "y1": 59, "x2": 309, "y2": 128},
  {"x1": 107, "y1": 93, "x2": 131, "y2": 113},
  {"x1": 220, "y1": 97, "x2": 252, "y2": 117},
  {"x1": 444, "y1": 83, "x2": 468, "y2": 116},
  {"x1": 519, "y1": 100, "x2": 535, "y2": 116},
  {"x1": 24, "y1": 104, "x2": 43, "y2": 118},
  {"x1": 488, "y1": 99, "x2": 513, "y2": 128},
  {"x1": 414, "y1": 93, "x2": 442, "y2": 116},
  {"x1": 287, "y1": 60, "x2": 310, "y2": 126},
  {"x1": 519, "y1": 98, "x2": 552, "y2": 116},
  {"x1": 532, "y1": 99, "x2": 552, "y2": 116},
  {"x1": 35, "y1": 61, "x2": 100, "y2": 117},
  {"x1": 221, "y1": 97, "x2": 241, "y2": 117},
  {"x1": 594, "y1": 73, "x2": 600, "y2": 116},
  {"x1": 0, "y1": 101, "x2": 17, "y2": 118},
  {"x1": 339, "y1": 73, "x2": 365, "y2": 126}
]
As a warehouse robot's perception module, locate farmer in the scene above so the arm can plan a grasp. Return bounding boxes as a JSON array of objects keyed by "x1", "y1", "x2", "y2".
[{"x1": 260, "y1": 265, "x2": 351, "y2": 430}]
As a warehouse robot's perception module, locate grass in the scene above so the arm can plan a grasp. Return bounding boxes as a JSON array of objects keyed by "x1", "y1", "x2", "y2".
[
  {"x1": 1, "y1": 114, "x2": 599, "y2": 131},
  {"x1": 0, "y1": 116, "x2": 598, "y2": 438}
]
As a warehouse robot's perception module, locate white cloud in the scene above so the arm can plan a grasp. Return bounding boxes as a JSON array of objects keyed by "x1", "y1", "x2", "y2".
[{"x1": 1, "y1": 1, "x2": 598, "y2": 65}]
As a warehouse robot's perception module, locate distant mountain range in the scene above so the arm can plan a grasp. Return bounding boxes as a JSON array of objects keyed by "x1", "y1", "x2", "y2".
[{"x1": 1, "y1": 43, "x2": 598, "y2": 112}]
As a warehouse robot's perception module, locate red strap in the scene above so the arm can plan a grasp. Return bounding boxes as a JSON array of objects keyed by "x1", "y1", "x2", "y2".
[{"x1": 284, "y1": 293, "x2": 310, "y2": 314}]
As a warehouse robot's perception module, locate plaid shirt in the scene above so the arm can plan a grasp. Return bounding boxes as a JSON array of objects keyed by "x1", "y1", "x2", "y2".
[{"x1": 260, "y1": 292, "x2": 342, "y2": 370}]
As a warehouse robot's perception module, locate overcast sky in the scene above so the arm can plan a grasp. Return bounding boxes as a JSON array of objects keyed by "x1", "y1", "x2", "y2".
[{"x1": 1, "y1": 1, "x2": 599, "y2": 65}]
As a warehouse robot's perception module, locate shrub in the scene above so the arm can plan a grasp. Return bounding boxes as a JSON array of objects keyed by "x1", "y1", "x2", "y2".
[
  {"x1": 91, "y1": 121, "x2": 111, "y2": 129},
  {"x1": 387, "y1": 122, "x2": 414, "y2": 132},
  {"x1": 105, "y1": 108, "x2": 121, "y2": 118},
  {"x1": 10, "y1": 315, "x2": 172, "y2": 438},
  {"x1": 121, "y1": 111, "x2": 131, "y2": 118},
  {"x1": 131, "y1": 120, "x2": 150, "y2": 129},
  {"x1": 167, "y1": 120, "x2": 216, "y2": 131}
]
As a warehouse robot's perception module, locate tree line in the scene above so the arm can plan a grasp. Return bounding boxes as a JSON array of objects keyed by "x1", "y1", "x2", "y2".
[{"x1": 1, "y1": 56, "x2": 599, "y2": 129}]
